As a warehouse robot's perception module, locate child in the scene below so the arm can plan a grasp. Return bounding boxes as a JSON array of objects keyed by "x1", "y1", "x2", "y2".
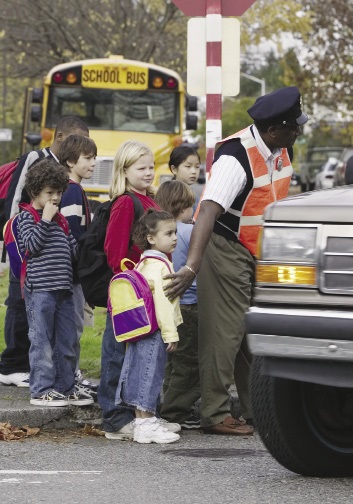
[
  {"x1": 116, "y1": 209, "x2": 182, "y2": 444},
  {"x1": 168, "y1": 146, "x2": 201, "y2": 214},
  {"x1": 98, "y1": 141, "x2": 165, "y2": 441},
  {"x1": 17, "y1": 159, "x2": 93, "y2": 407},
  {"x1": 59, "y1": 134, "x2": 97, "y2": 396},
  {"x1": 155, "y1": 180, "x2": 201, "y2": 429}
]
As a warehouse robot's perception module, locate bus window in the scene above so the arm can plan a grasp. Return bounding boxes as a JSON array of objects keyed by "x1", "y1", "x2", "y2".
[
  {"x1": 46, "y1": 87, "x2": 179, "y2": 134},
  {"x1": 24, "y1": 57, "x2": 198, "y2": 193}
]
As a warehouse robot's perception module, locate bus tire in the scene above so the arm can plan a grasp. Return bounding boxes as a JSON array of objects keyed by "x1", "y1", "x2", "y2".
[{"x1": 251, "y1": 356, "x2": 353, "y2": 477}]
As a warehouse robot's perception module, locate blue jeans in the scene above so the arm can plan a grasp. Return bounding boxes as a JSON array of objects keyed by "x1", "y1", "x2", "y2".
[
  {"x1": 0, "y1": 270, "x2": 30, "y2": 374},
  {"x1": 97, "y1": 313, "x2": 135, "y2": 432},
  {"x1": 116, "y1": 330, "x2": 167, "y2": 415},
  {"x1": 72, "y1": 283, "x2": 85, "y2": 371},
  {"x1": 24, "y1": 289, "x2": 77, "y2": 397}
]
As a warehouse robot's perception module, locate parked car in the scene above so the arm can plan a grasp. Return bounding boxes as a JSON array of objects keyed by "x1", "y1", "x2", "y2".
[
  {"x1": 314, "y1": 156, "x2": 339, "y2": 190},
  {"x1": 288, "y1": 172, "x2": 301, "y2": 195},
  {"x1": 246, "y1": 187, "x2": 353, "y2": 477},
  {"x1": 333, "y1": 147, "x2": 353, "y2": 186},
  {"x1": 299, "y1": 146, "x2": 344, "y2": 192}
]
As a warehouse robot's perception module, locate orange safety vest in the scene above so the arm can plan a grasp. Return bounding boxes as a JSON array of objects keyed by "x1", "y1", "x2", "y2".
[{"x1": 214, "y1": 126, "x2": 292, "y2": 256}]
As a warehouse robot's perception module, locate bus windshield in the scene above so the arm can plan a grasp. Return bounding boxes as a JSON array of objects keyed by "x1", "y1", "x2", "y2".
[{"x1": 46, "y1": 87, "x2": 180, "y2": 134}]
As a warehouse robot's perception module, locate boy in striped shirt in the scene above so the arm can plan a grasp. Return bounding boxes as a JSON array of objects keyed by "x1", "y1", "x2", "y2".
[{"x1": 17, "y1": 159, "x2": 93, "y2": 407}]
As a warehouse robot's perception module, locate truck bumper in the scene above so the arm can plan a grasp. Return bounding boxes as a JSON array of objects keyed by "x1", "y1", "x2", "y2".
[{"x1": 246, "y1": 306, "x2": 353, "y2": 387}]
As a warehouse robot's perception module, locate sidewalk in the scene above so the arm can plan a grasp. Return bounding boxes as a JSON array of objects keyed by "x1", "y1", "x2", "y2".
[
  {"x1": 0, "y1": 381, "x2": 243, "y2": 431},
  {"x1": 0, "y1": 380, "x2": 102, "y2": 430}
]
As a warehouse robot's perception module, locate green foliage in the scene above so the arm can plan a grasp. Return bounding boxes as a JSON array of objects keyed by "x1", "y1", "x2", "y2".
[
  {"x1": 1, "y1": 0, "x2": 353, "y2": 164},
  {"x1": 0, "y1": 267, "x2": 104, "y2": 379},
  {"x1": 221, "y1": 97, "x2": 256, "y2": 138}
]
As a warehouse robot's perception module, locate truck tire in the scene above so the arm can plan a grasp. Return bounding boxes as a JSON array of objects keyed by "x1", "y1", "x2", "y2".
[{"x1": 251, "y1": 356, "x2": 353, "y2": 477}]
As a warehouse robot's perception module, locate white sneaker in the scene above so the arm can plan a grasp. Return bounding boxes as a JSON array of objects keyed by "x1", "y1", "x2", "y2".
[
  {"x1": 134, "y1": 417, "x2": 180, "y2": 444},
  {"x1": 0, "y1": 372, "x2": 30, "y2": 387},
  {"x1": 105, "y1": 420, "x2": 135, "y2": 441},
  {"x1": 157, "y1": 418, "x2": 181, "y2": 433}
]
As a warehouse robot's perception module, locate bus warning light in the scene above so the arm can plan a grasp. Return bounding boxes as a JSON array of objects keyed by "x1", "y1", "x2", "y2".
[
  {"x1": 167, "y1": 78, "x2": 177, "y2": 89},
  {"x1": 152, "y1": 76, "x2": 164, "y2": 88},
  {"x1": 53, "y1": 72, "x2": 64, "y2": 84},
  {"x1": 66, "y1": 72, "x2": 77, "y2": 84}
]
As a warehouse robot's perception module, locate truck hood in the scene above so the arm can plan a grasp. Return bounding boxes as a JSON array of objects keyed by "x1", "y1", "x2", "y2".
[{"x1": 264, "y1": 186, "x2": 353, "y2": 223}]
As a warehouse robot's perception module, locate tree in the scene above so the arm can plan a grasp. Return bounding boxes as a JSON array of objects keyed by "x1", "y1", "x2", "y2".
[
  {"x1": 0, "y1": 0, "x2": 186, "y2": 79},
  {"x1": 300, "y1": 0, "x2": 353, "y2": 113}
]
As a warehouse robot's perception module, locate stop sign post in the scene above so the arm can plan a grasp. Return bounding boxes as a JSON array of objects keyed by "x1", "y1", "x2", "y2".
[{"x1": 172, "y1": 0, "x2": 257, "y2": 172}]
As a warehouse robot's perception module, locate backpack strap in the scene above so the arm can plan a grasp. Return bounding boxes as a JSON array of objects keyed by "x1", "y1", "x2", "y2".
[
  {"x1": 19, "y1": 202, "x2": 68, "y2": 234},
  {"x1": 69, "y1": 180, "x2": 91, "y2": 228},
  {"x1": 124, "y1": 191, "x2": 145, "y2": 221}
]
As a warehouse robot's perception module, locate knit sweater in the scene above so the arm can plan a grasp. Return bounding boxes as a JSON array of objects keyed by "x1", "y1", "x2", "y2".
[
  {"x1": 137, "y1": 251, "x2": 182, "y2": 344},
  {"x1": 104, "y1": 192, "x2": 159, "y2": 274},
  {"x1": 17, "y1": 209, "x2": 77, "y2": 292}
]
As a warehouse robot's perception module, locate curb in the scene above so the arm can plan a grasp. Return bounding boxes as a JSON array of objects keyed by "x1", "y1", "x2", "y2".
[{"x1": 0, "y1": 384, "x2": 102, "y2": 430}]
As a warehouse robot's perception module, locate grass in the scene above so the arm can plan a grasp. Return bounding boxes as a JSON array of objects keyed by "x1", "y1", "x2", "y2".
[{"x1": 0, "y1": 267, "x2": 105, "y2": 379}]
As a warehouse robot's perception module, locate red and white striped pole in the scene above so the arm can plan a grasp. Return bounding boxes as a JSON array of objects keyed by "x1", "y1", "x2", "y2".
[{"x1": 205, "y1": 0, "x2": 222, "y2": 175}]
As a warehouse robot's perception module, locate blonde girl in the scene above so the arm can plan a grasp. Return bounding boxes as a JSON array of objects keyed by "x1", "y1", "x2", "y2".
[{"x1": 99, "y1": 141, "x2": 161, "y2": 441}]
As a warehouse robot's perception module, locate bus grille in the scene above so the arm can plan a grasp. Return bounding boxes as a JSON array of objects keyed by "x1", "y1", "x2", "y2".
[
  {"x1": 322, "y1": 236, "x2": 353, "y2": 294},
  {"x1": 84, "y1": 157, "x2": 113, "y2": 187}
]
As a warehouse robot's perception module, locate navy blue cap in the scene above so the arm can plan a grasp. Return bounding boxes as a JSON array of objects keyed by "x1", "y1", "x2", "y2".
[{"x1": 247, "y1": 86, "x2": 308, "y2": 126}]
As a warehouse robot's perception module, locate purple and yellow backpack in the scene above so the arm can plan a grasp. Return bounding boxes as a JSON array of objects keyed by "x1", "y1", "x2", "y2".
[{"x1": 108, "y1": 256, "x2": 171, "y2": 343}]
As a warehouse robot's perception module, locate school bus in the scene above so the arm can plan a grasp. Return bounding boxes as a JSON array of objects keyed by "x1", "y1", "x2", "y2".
[{"x1": 22, "y1": 56, "x2": 198, "y2": 198}]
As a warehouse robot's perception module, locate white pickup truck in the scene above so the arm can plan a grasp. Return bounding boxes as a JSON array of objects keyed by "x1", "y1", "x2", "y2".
[{"x1": 246, "y1": 186, "x2": 353, "y2": 477}]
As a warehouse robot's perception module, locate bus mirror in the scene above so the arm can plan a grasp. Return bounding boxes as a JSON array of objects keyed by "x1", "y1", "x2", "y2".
[
  {"x1": 25, "y1": 133, "x2": 42, "y2": 147},
  {"x1": 185, "y1": 114, "x2": 197, "y2": 131},
  {"x1": 186, "y1": 95, "x2": 198, "y2": 112},
  {"x1": 32, "y1": 88, "x2": 43, "y2": 104},
  {"x1": 30, "y1": 105, "x2": 42, "y2": 123}
]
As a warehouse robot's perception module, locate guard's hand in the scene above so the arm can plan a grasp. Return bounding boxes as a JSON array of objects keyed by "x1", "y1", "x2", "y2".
[
  {"x1": 42, "y1": 201, "x2": 59, "y2": 221},
  {"x1": 163, "y1": 266, "x2": 196, "y2": 301},
  {"x1": 166, "y1": 342, "x2": 178, "y2": 353}
]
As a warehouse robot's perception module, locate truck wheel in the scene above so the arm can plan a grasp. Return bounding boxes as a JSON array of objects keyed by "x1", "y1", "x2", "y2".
[{"x1": 251, "y1": 356, "x2": 353, "y2": 477}]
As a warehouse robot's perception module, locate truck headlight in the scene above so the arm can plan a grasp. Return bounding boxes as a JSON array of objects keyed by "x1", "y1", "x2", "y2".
[{"x1": 257, "y1": 226, "x2": 318, "y2": 286}]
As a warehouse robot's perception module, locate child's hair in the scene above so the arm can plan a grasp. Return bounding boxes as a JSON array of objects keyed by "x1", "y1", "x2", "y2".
[
  {"x1": 54, "y1": 116, "x2": 89, "y2": 139},
  {"x1": 155, "y1": 180, "x2": 196, "y2": 218},
  {"x1": 132, "y1": 208, "x2": 175, "y2": 251},
  {"x1": 25, "y1": 159, "x2": 69, "y2": 198},
  {"x1": 109, "y1": 141, "x2": 154, "y2": 198},
  {"x1": 168, "y1": 146, "x2": 201, "y2": 172},
  {"x1": 59, "y1": 134, "x2": 97, "y2": 168}
]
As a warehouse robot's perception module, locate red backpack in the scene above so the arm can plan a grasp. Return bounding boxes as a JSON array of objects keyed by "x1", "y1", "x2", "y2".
[
  {"x1": 3, "y1": 203, "x2": 69, "y2": 291},
  {"x1": 0, "y1": 149, "x2": 46, "y2": 243},
  {"x1": 0, "y1": 160, "x2": 20, "y2": 240}
]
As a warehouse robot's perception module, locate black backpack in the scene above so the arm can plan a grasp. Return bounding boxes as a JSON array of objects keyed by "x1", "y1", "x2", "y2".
[{"x1": 76, "y1": 192, "x2": 144, "y2": 307}]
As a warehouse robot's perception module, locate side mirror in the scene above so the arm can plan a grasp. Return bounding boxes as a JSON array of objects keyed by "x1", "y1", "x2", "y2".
[
  {"x1": 25, "y1": 133, "x2": 42, "y2": 147},
  {"x1": 186, "y1": 95, "x2": 198, "y2": 112},
  {"x1": 30, "y1": 105, "x2": 42, "y2": 123},
  {"x1": 32, "y1": 88, "x2": 43, "y2": 104},
  {"x1": 185, "y1": 114, "x2": 197, "y2": 130}
]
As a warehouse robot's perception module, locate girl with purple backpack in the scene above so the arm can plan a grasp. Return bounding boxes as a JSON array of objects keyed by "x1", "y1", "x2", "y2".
[{"x1": 115, "y1": 209, "x2": 182, "y2": 444}]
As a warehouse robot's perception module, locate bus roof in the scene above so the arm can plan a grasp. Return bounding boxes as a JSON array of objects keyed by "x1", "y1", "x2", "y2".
[{"x1": 44, "y1": 56, "x2": 183, "y2": 83}]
